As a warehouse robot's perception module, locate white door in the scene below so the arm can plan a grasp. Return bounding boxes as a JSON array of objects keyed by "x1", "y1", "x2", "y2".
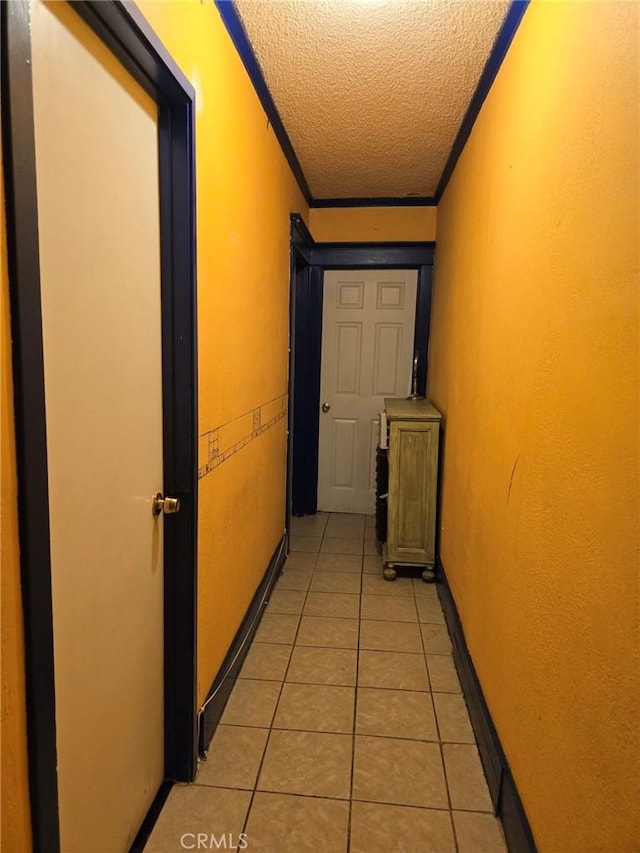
[
  {"x1": 31, "y1": 1, "x2": 165, "y2": 849},
  {"x1": 317, "y1": 269, "x2": 418, "y2": 514}
]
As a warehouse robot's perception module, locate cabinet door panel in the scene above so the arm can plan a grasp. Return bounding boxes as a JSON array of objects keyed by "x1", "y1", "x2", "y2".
[{"x1": 387, "y1": 421, "x2": 439, "y2": 563}]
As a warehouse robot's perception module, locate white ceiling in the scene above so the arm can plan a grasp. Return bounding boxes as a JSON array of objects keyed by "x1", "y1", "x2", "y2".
[{"x1": 234, "y1": 0, "x2": 512, "y2": 201}]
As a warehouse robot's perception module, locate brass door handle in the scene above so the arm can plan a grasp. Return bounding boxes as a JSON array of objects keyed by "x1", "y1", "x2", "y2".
[
  {"x1": 322, "y1": 402, "x2": 331, "y2": 413},
  {"x1": 152, "y1": 492, "x2": 181, "y2": 516}
]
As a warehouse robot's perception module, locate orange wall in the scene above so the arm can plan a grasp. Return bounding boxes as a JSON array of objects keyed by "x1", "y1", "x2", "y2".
[
  {"x1": 136, "y1": 0, "x2": 309, "y2": 706},
  {"x1": 309, "y1": 205, "x2": 436, "y2": 242},
  {"x1": 428, "y1": 3, "x2": 639, "y2": 851},
  {"x1": 1, "y1": 139, "x2": 32, "y2": 850}
]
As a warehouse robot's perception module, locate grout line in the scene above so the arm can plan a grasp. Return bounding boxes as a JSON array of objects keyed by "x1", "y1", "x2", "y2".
[
  {"x1": 185, "y1": 782, "x2": 494, "y2": 817},
  {"x1": 239, "y1": 543, "x2": 317, "y2": 838},
  {"x1": 283, "y1": 638, "x2": 359, "y2": 652},
  {"x1": 216, "y1": 719, "x2": 478, "y2": 747},
  {"x1": 416, "y1": 581, "x2": 460, "y2": 853},
  {"x1": 247, "y1": 787, "x2": 458, "y2": 812},
  {"x1": 270, "y1": 609, "x2": 425, "y2": 623},
  {"x1": 439, "y1": 750, "x2": 462, "y2": 850},
  {"x1": 233, "y1": 678, "x2": 440, "y2": 693},
  {"x1": 346, "y1": 517, "x2": 365, "y2": 853},
  {"x1": 249, "y1": 630, "x2": 443, "y2": 657},
  {"x1": 348, "y1": 796, "x2": 455, "y2": 812},
  {"x1": 252, "y1": 786, "x2": 476, "y2": 815},
  {"x1": 218, "y1": 721, "x2": 472, "y2": 745},
  {"x1": 416, "y1": 595, "x2": 433, "y2": 691},
  {"x1": 443, "y1": 743, "x2": 461, "y2": 853},
  {"x1": 413, "y1": 581, "x2": 448, "y2": 845}
]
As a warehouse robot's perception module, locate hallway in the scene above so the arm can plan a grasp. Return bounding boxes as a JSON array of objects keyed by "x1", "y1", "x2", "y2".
[
  {"x1": 2, "y1": 1, "x2": 638, "y2": 849},
  {"x1": 146, "y1": 513, "x2": 506, "y2": 852}
]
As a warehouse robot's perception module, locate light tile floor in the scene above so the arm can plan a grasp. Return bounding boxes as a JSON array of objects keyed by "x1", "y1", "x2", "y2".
[{"x1": 146, "y1": 513, "x2": 507, "y2": 853}]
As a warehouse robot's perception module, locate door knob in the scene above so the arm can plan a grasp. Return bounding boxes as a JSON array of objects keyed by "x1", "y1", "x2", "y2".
[
  {"x1": 322, "y1": 402, "x2": 331, "y2": 413},
  {"x1": 152, "y1": 492, "x2": 181, "y2": 516}
]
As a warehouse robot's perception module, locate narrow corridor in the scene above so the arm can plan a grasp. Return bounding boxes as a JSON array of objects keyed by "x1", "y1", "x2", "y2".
[{"x1": 146, "y1": 513, "x2": 507, "y2": 852}]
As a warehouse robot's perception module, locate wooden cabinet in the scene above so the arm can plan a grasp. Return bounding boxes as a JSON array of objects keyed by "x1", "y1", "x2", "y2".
[{"x1": 382, "y1": 398, "x2": 442, "y2": 582}]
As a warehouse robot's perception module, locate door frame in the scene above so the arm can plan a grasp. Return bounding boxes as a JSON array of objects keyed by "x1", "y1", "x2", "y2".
[
  {"x1": 287, "y1": 215, "x2": 321, "y2": 522},
  {"x1": 288, "y1": 214, "x2": 435, "y2": 517},
  {"x1": 1, "y1": 2, "x2": 198, "y2": 850}
]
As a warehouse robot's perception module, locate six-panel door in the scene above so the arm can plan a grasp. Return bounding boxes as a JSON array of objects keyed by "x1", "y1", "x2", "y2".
[{"x1": 318, "y1": 269, "x2": 418, "y2": 513}]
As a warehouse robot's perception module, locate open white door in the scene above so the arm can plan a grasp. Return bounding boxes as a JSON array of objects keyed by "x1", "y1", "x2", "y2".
[{"x1": 317, "y1": 269, "x2": 418, "y2": 514}]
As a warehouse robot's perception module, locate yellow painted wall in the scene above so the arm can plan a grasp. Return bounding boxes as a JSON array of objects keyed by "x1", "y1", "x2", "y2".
[
  {"x1": 1, "y1": 139, "x2": 33, "y2": 850},
  {"x1": 309, "y1": 205, "x2": 436, "y2": 242},
  {"x1": 136, "y1": 0, "x2": 308, "y2": 706},
  {"x1": 428, "y1": 3, "x2": 639, "y2": 851}
]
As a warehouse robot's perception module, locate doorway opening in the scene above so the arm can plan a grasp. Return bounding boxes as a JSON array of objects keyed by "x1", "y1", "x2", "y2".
[{"x1": 287, "y1": 214, "x2": 435, "y2": 519}]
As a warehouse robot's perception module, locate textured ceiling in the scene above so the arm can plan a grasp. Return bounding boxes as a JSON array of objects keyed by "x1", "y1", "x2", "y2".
[{"x1": 234, "y1": 0, "x2": 512, "y2": 200}]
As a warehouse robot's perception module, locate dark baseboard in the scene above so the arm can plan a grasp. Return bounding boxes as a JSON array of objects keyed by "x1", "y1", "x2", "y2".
[
  {"x1": 129, "y1": 781, "x2": 173, "y2": 853},
  {"x1": 198, "y1": 535, "x2": 287, "y2": 755},
  {"x1": 436, "y1": 558, "x2": 537, "y2": 853}
]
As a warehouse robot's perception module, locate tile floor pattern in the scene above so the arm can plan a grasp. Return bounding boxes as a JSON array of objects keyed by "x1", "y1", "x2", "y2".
[{"x1": 146, "y1": 513, "x2": 507, "y2": 853}]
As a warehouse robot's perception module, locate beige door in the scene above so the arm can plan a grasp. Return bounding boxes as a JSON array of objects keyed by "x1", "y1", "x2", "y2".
[
  {"x1": 318, "y1": 269, "x2": 418, "y2": 514},
  {"x1": 31, "y1": 1, "x2": 164, "y2": 849}
]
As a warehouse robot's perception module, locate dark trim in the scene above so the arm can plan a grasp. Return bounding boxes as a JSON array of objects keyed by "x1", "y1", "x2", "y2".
[
  {"x1": 198, "y1": 536, "x2": 287, "y2": 754},
  {"x1": 414, "y1": 265, "x2": 433, "y2": 398},
  {"x1": 129, "y1": 781, "x2": 174, "y2": 853},
  {"x1": 213, "y1": 0, "x2": 312, "y2": 205},
  {"x1": 288, "y1": 216, "x2": 314, "y2": 522},
  {"x1": 157, "y1": 103, "x2": 199, "y2": 784},
  {"x1": 291, "y1": 264, "x2": 323, "y2": 517},
  {"x1": 72, "y1": 0, "x2": 194, "y2": 102},
  {"x1": 304, "y1": 266, "x2": 325, "y2": 514},
  {"x1": 1, "y1": 4, "x2": 60, "y2": 849},
  {"x1": 286, "y1": 245, "x2": 296, "y2": 532},
  {"x1": 2, "y1": 1, "x2": 198, "y2": 848},
  {"x1": 436, "y1": 559, "x2": 537, "y2": 853},
  {"x1": 311, "y1": 242, "x2": 435, "y2": 269},
  {"x1": 287, "y1": 229, "x2": 435, "y2": 516},
  {"x1": 311, "y1": 197, "x2": 437, "y2": 208},
  {"x1": 435, "y1": 0, "x2": 530, "y2": 201},
  {"x1": 290, "y1": 213, "x2": 314, "y2": 263}
]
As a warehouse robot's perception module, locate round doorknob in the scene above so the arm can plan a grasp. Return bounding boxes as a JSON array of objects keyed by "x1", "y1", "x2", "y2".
[
  {"x1": 322, "y1": 402, "x2": 331, "y2": 413},
  {"x1": 152, "y1": 492, "x2": 181, "y2": 516}
]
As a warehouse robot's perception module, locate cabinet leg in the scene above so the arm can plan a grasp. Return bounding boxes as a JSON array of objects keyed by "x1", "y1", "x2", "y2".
[
  {"x1": 421, "y1": 567, "x2": 435, "y2": 583},
  {"x1": 383, "y1": 564, "x2": 397, "y2": 581}
]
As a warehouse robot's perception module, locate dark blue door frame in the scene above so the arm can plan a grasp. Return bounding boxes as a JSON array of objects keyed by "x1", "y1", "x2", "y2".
[{"x1": 287, "y1": 214, "x2": 435, "y2": 518}]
